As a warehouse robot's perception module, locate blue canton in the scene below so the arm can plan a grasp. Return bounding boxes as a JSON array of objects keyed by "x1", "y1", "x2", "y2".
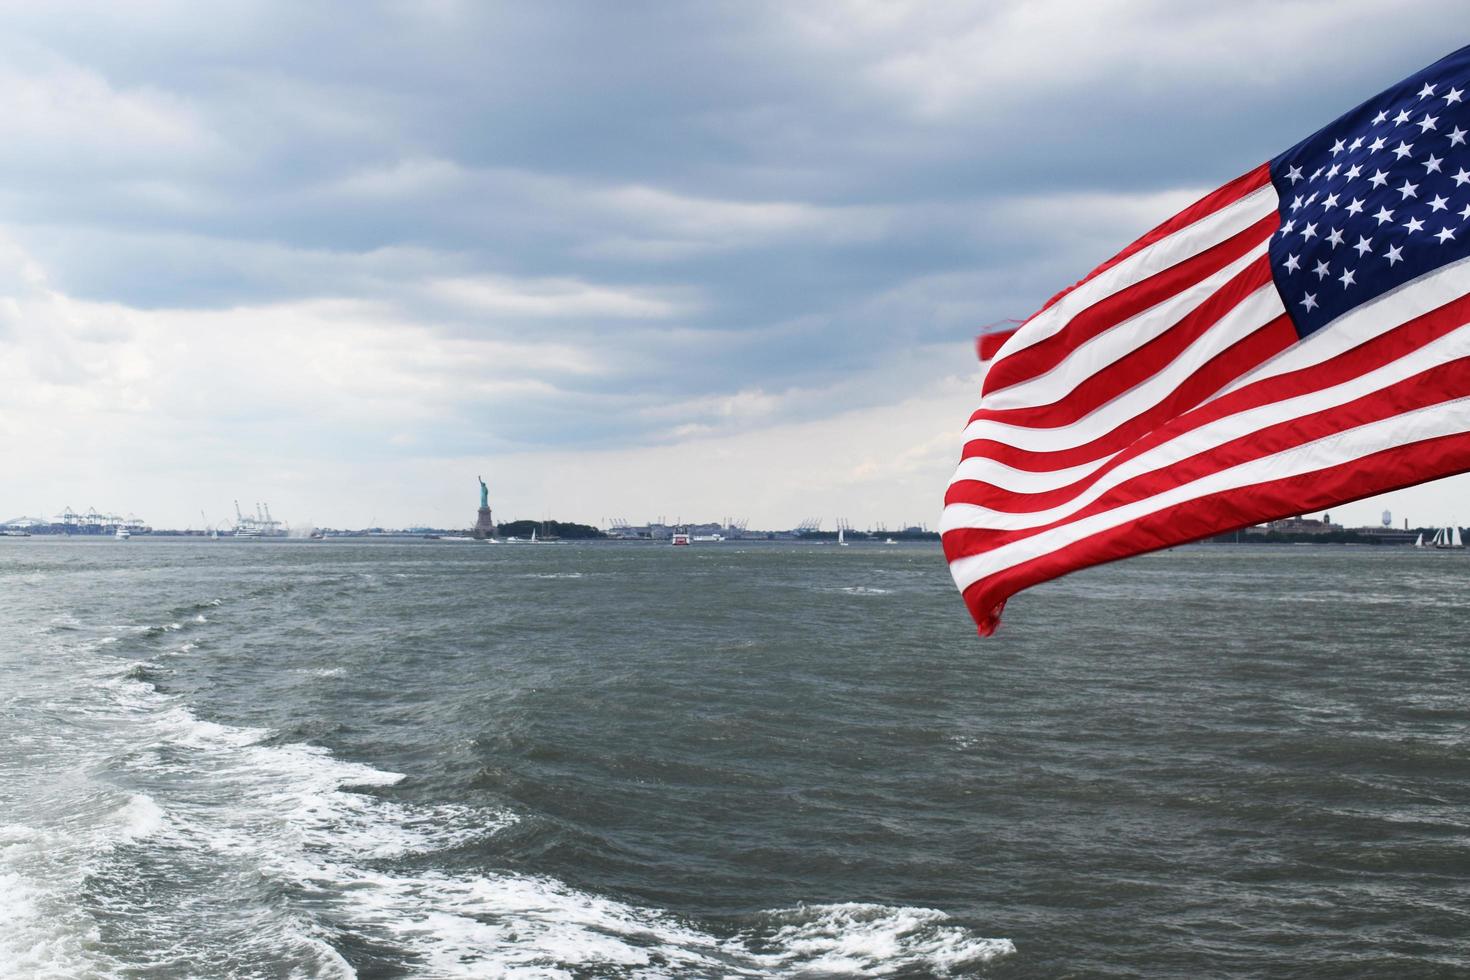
[{"x1": 1269, "y1": 45, "x2": 1470, "y2": 337}]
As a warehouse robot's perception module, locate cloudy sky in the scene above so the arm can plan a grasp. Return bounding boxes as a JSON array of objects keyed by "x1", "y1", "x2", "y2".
[{"x1": 3, "y1": 1, "x2": 1467, "y2": 530}]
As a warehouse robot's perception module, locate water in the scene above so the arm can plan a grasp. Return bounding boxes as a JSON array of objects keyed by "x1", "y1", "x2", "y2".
[{"x1": 2, "y1": 539, "x2": 1468, "y2": 978}]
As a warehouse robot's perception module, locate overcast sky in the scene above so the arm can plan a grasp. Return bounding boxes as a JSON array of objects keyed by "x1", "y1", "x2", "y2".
[{"x1": 3, "y1": 1, "x2": 1467, "y2": 530}]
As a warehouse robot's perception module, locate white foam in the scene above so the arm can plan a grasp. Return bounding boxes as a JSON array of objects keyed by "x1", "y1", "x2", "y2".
[
  {"x1": 735, "y1": 902, "x2": 1016, "y2": 976},
  {"x1": 3, "y1": 611, "x2": 1015, "y2": 979}
]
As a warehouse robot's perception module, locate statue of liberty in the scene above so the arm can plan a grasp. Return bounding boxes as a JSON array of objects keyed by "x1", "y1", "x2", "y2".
[{"x1": 478, "y1": 475, "x2": 489, "y2": 509}]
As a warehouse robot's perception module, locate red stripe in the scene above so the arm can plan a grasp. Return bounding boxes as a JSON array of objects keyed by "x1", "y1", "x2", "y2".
[
  {"x1": 1020, "y1": 163, "x2": 1273, "y2": 326},
  {"x1": 954, "y1": 284, "x2": 1470, "y2": 490},
  {"x1": 952, "y1": 315, "x2": 1297, "y2": 490},
  {"x1": 983, "y1": 212, "x2": 1278, "y2": 397},
  {"x1": 977, "y1": 330, "x2": 1016, "y2": 361},
  {"x1": 968, "y1": 255, "x2": 1274, "y2": 431},
  {"x1": 945, "y1": 355, "x2": 1470, "y2": 557},
  {"x1": 954, "y1": 427, "x2": 1470, "y2": 635}
]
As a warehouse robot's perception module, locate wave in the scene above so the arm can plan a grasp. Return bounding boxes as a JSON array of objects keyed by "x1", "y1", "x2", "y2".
[
  {"x1": 734, "y1": 902, "x2": 1015, "y2": 976},
  {"x1": 4, "y1": 610, "x2": 1014, "y2": 979}
]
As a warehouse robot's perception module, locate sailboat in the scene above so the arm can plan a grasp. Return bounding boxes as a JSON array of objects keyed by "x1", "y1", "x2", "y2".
[
  {"x1": 531, "y1": 527, "x2": 537, "y2": 544},
  {"x1": 1414, "y1": 532, "x2": 1424, "y2": 548},
  {"x1": 837, "y1": 528, "x2": 848, "y2": 547},
  {"x1": 1430, "y1": 525, "x2": 1465, "y2": 549}
]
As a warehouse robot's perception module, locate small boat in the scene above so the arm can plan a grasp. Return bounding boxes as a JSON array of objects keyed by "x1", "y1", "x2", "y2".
[
  {"x1": 115, "y1": 527, "x2": 130, "y2": 540},
  {"x1": 884, "y1": 538, "x2": 896, "y2": 545}
]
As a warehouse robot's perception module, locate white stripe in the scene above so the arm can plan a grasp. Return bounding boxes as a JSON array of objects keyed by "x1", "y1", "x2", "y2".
[
  {"x1": 984, "y1": 243, "x2": 1269, "y2": 412},
  {"x1": 1208, "y1": 250, "x2": 1470, "y2": 403},
  {"x1": 949, "y1": 394, "x2": 1470, "y2": 594},
  {"x1": 958, "y1": 273, "x2": 1281, "y2": 458},
  {"x1": 948, "y1": 453, "x2": 1125, "y2": 497},
  {"x1": 943, "y1": 314, "x2": 1470, "y2": 533},
  {"x1": 987, "y1": 183, "x2": 1278, "y2": 367}
]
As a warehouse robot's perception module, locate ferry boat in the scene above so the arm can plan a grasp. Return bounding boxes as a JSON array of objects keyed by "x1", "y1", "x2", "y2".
[
  {"x1": 115, "y1": 527, "x2": 130, "y2": 540},
  {"x1": 671, "y1": 528, "x2": 691, "y2": 546}
]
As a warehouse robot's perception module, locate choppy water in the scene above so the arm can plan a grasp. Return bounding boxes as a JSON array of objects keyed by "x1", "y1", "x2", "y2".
[{"x1": 2, "y1": 539, "x2": 1468, "y2": 978}]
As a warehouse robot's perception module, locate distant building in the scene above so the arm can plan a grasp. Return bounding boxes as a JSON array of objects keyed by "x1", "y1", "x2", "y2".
[{"x1": 1250, "y1": 514, "x2": 1342, "y2": 535}]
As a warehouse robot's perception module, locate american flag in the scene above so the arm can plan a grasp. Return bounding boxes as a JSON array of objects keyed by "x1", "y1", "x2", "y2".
[{"x1": 943, "y1": 45, "x2": 1470, "y2": 636}]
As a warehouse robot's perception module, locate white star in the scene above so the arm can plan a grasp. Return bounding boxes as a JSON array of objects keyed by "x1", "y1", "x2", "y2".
[
  {"x1": 1345, "y1": 198, "x2": 1365, "y2": 216},
  {"x1": 1418, "y1": 114, "x2": 1439, "y2": 132},
  {"x1": 1301, "y1": 222, "x2": 1318, "y2": 240},
  {"x1": 1451, "y1": 126, "x2": 1468, "y2": 147},
  {"x1": 1326, "y1": 163, "x2": 1342, "y2": 180},
  {"x1": 1372, "y1": 109, "x2": 1390, "y2": 125},
  {"x1": 1446, "y1": 87, "x2": 1464, "y2": 105},
  {"x1": 1344, "y1": 164, "x2": 1362, "y2": 180},
  {"x1": 1424, "y1": 154, "x2": 1444, "y2": 173},
  {"x1": 1419, "y1": 82, "x2": 1437, "y2": 99},
  {"x1": 1369, "y1": 136, "x2": 1387, "y2": 152},
  {"x1": 1437, "y1": 226, "x2": 1457, "y2": 243},
  {"x1": 1395, "y1": 108, "x2": 1413, "y2": 125},
  {"x1": 1455, "y1": 168, "x2": 1470, "y2": 187},
  {"x1": 1304, "y1": 192, "x2": 1317, "y2": 207},
  {"x1": 1326, "y1": 227, "x2": 1345, "y2": 247},
  {"x1": 1286, "y1": 165, "x2": 1304, "y2": 184},
  {"x1": 1279, "y1": 218, "x2": 1296, "y2": 236},
  {"x1": 1399, "y1": 179, "x2": 1419, "y2": 199},
  {"x1": 1322, "y1": 192, "x2": 1340, "y2": 209},
  {"x1": 1405, "y1": 216, "x2": 1425, "y2": 233},
  {"x1": 1393, "y1": 141, "x2": 1415, "y2": 159},
  {"x1": 1285, "y1": 253, "x2": 1301, "y2": 272},
  {"x1": 1373, "y1": 206, "x2": 1395, "y2": 224},
  {"x1": 1290, "y1": 194, "x2": 1304, "y2": 211},
  {"x1": 1385, "y1": 243, "x2": 1404, "y2": 265},
  {"x1": 1301, "y1": 292, "x2": 1318, "y2": 311},
  {"x1": 1353, "y1": 235, "x2": 1373, "y2": 256},
  {"x1": 1369, "y1": 169, "x2": 1390, "y2": 188},
  {"x1": 1338, "y1": 268, "x2": 1356, "y2": 288},
  {"x1": 1330, "y1": 138, "x2": 1346, "y2": 155},
  {"x1": 1311, "y1": 166, "x2": 1324, "y2": 181},
  {"x1": 1349, "y1": 136, "x2": 1365, "y2": 152},
  {"x1": 1462, "y1": 203, "x2": 1470, "y2": 220},
  {"x1": 1314, "y1": 259, "x2": 1330, "y2": 279},
  {"x1": 1429, "y1": 194, "x2": 1450, "y2": 212}
]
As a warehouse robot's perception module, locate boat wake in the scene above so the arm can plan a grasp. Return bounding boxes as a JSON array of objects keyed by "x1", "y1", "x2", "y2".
[{"x1": 1, "y1": 605, "x2": 1014, "y2": 978}]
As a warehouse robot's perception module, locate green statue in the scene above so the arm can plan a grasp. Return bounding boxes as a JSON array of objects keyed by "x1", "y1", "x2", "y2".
[{"x1": 478, "y1": 475, "x2": 489, "y2": 509}]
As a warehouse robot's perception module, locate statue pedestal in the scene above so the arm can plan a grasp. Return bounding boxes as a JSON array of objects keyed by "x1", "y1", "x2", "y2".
[{"x1": 472, "y1": 507, "x2": 497, "y2": 540}]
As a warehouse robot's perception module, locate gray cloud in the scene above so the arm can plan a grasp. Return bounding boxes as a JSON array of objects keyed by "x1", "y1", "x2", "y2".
[{"x1": 2, "y1": 0, "x2": 1465, "y2": 524}]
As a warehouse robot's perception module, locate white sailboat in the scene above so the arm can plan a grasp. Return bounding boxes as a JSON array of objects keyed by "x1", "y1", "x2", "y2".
[
  {"x1": 837, "y1": 528, "x2": 848, "y2": 547},
  {"x1": 1430, "y1": 525, "x2": 1465, "y2": 549},
  {"x1": 1415, "y1": 532, "x2": 1424, "y2": 548}
]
